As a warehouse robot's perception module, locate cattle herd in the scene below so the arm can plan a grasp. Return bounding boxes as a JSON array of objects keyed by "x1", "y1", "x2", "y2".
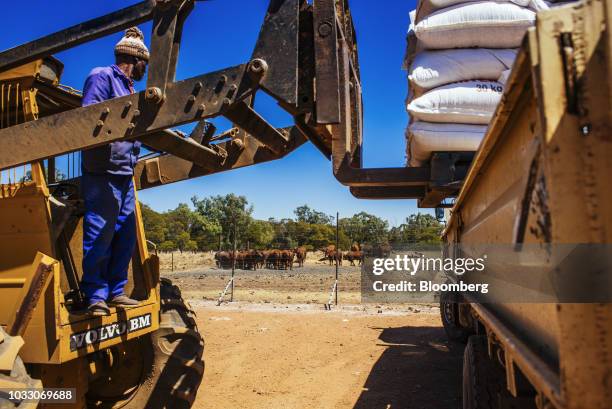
[
  {"x1": 214, "y1": 249, "x2": 301, "y2": 270},
  {"x1": 214, "y1": 245, "x2": 366, "y2": 270}
]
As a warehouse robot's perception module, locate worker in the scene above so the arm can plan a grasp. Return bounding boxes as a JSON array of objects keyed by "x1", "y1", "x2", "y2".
[{"x1": 80, "y1": 27, "x2": 149, "y2": 316}]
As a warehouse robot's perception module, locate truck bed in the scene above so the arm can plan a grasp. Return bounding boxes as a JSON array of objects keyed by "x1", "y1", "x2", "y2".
[{"x1": 443, "y1": 1, "x2": 612, "y2": 408}]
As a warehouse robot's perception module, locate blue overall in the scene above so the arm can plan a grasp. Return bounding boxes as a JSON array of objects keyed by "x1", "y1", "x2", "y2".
[{"x1": 81, "y1": 65, "x2": 141, "y2": 304}]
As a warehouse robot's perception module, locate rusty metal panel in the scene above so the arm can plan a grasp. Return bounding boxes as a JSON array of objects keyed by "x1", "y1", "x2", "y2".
[
  {"x1": 146, "y1": 4, "x2": 180, "y2": 94},
  {"x1": 251, "y1": 0, "x2": 301, "y2": 107},
  {"x1": 0, "y1": 64, "x2": 247, "y2": 171},
  {"x1": 139, "y1": 129, "x2": 226, "y2": 169},
  {"x1": 224, "y1": 101, "x2": 289, "y2": 154},
  {"x1": 134, "y1": 126, "x2": 306, "y2": 190},
  {"x1": 313, "y1": 0, "x2": 340, "y2": 123},
  {"x1": 0, "y1": 1, "x2": 157, "y2": 72},
  {"x1": 350, "y1": 186, "x2": 426, "y2": 199},
  {"x1": 146, "y1": 1, "x2": 194, "y2": 96}
]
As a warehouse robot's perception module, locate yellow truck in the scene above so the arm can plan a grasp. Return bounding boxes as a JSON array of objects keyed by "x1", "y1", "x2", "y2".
[{"x1": 439, "y1": 1, "x2": 612, "y2": 408}]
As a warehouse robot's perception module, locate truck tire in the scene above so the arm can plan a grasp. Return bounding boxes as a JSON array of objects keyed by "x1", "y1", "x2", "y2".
[
  {"x1": 463, "y1": 335, "x2": 502, "y2": 409},
  {"x1": 0, "y1": 329, "x2": 42, "y2": 409},
  {"x1": 440, "y1": 290, "x2": 471, "y2": 343},
  {"x1": 463, "y1": 335, "x2": 535, "y2": 409},
  {"x1": 87, "y1": 278, "x2": 204, "y2": 409}
]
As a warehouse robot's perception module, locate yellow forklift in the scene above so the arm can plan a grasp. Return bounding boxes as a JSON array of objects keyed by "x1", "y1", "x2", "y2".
[{"x1": 0, "y1": 58, "x2": 204, "y2": 407}]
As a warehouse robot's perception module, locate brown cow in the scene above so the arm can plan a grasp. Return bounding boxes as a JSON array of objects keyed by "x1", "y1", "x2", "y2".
[
  {"x1": 323, "y1": 248, "x2": 342, "y2": 266},
  {"x1": 215, "y1": 251, "x2": 246, "y2": 269},
  {"x1": 344, "y1": 250, "x2": 364, "y2": 266},
  {"x1": 215, "y1": 251, "x2": 231, "y2": 268},
  {"x1": 279, "y1": 250, "x2": 294, "y2": 270},
  {"x1": 261, "y1": 250, "x2": 272, "y2": 269},
  {"x1": 263, "y1": 249, "x2": 294, "y2": 270},
  {"x1": 244, "y1": 250, "x2": 264, "y2": 270},
  {"x1": 231, "y1": 250, "x2": 246, "y2": 269},
  {"x1": 265, "y1": 249, "x2": 282, "y2": 269},
  {"x1": 293, "y1": 247, "x2": 307, "y2": 267}
]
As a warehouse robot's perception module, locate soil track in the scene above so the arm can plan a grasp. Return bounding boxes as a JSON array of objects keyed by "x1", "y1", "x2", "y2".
[
  {"x1": 189, "y1": 302, "x2": 463, "y2": 409},
  {"x1": 162, "y1": 253, "x2": 463, "y2": 408}
]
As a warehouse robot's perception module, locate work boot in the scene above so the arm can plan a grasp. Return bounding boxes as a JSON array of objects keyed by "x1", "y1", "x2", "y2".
[
  {"x1": 108, "y1": 294, "x2": 140, "y2": 307},
  {"x1": 88, "y1": 300, "x2": 111, "y2": 316}
]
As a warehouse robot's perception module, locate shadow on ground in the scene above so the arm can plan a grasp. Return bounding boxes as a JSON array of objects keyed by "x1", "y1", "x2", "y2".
[{"x1": 353, "y1": 325, "x2": 463, "y2": 409}]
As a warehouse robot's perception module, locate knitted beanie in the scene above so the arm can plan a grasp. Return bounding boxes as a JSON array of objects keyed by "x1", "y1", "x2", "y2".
[{"x1": 114, "y1": 27, "x2": 150, "y2": 61}]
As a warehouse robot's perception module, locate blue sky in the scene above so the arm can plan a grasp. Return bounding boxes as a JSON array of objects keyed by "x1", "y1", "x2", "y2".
[{"x1": 2, "y1": 0, "x2": 425, "y2": 226}]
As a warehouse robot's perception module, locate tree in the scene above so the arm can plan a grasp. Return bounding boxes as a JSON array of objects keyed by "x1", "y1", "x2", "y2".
[
  {"x1": 159, "y1": 240, "x2": 176, "y2": 252},
  {"x1": 245, "y1": 220, "x2": 275, "y2": 249},
  {"x1": 190, "y1": 212, "x2": 221, "y2": 251},
  {"x1": 140, "y1": 204, "x2": 167, "y2": 246},
  {"x1": 165, "y1": 204, "x2": 194, "y2": 253},
  {"x1": 294, "y1": 205, "x2": 334, "y2": 225},
  {"x1": 175, "y1": 231, "x2": 198, "y2": 253},
  {"x1": 268, "y1": 218, "x2": 294, "y2": 249},
  {"x1": 340, "y1": 212, "x2": 389, "y2": 246},
  {"x1": 305, "y1": 223, "x2": 337, "y2": 250},
  {"x1": 390, "y1": 213, "x2": 444, "y2": 246},
  {"x1": 191, "y1": 194, "x2": 253, "y2": 249}
]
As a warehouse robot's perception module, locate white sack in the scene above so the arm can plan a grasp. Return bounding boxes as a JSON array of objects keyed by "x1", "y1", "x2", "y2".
[
  {"x1": 407, "y1": 121, "x2": 486, "y2": 166},
  {"x1": 415, "y1": 0, "x2": 549, "y2": 20},
  {"x1": 407, "y1": 80, "x2": 504, "y2": 124},
  {"x1": 414, "y1": 2, "x2": 536, "y2": 49},
  {"x1": 409, "y1": 48, "x2": 517, "y2": 89}
]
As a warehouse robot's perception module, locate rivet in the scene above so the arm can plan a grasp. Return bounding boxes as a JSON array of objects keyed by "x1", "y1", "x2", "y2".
[
  {"x1": 318, "y1": 22, "x2": 333, "y2": 38},
  {"x1": 145, "y1": 87, "x2": 163, "y2": 104}
]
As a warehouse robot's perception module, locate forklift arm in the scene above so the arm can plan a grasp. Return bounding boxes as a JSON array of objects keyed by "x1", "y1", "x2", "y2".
[{"x1": 0, "y1": 0, "x2": 467, "y2": 207}]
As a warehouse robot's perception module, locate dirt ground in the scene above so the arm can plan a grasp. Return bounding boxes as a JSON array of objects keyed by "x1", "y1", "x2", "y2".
[
  {"x1": 161, "y1": 253, "x2": 463, "y2": 409},
  {"x1": 189, "y1": 302, "x2": 463, "y2": 409}
]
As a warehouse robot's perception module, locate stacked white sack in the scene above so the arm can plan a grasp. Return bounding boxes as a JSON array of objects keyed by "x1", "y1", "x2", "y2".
[
  {"x1": 408, "y1": 122, "x2": 486, "y2": 165},
  {"x1": 409, "y1": 49, "x2": 517, "y2": 89},
  {"x1": 414, "y1": 0, "x2": 549, "y2": 20},
  {"x1": 413, "y1": 2, "x2": 536, "y2": 49},
  {"x1": 408, "y1": 80, "x2": 504, "y2": 124},
  {"x1": 405, "y1": 0, "x2": 543, "y2": 167}
]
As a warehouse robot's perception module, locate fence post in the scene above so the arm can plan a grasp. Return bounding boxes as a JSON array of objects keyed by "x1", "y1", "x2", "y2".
[
  {"x1": 231, "y1": 221, "x2": 237, "y2": 302},
  {"x1": 335, "y1": 211, "x2": 339, "y2": 305}
]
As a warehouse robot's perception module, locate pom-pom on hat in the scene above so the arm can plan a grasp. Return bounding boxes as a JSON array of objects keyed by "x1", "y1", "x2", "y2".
[{"x1": 114, "y1": 27, "x2": 150, "y2": 61}]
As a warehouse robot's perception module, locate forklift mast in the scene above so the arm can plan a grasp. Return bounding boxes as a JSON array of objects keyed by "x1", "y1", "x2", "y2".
[{"x1": 0, "y1": 0, "x2": 469, "y2": 208}]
